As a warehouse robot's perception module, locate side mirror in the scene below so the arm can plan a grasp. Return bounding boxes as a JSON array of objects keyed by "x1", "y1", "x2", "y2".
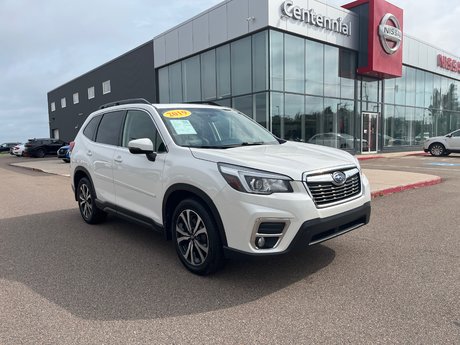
[
  {"x1": 128, "y1": 138, "x2": 157, "y2": 161},
  {"x1": 446, "y1": 134, "x2": 452, "y2": 138}
]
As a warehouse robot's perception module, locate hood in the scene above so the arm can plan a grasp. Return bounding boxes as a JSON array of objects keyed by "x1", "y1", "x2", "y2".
[{"x1": 190, "y1": 142, "x2": 357, "y2": 181}]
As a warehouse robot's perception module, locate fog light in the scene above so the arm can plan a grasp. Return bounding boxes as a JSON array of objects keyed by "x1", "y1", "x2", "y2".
[{"x1": 256, "y1": 236, "x2": 265, "y2": 248}]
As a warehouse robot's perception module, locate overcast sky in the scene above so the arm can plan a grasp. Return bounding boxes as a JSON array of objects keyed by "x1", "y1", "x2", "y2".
[{"x1": 0, "y1": 0, "x2": 459, "y2": 143}]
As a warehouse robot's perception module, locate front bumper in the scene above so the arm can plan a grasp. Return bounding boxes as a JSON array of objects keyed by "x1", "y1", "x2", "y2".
[
  {"x1": 216, "y1": 172, "x2": 371, "y2": 255},
  {"x1": 224, "y1": 201, "x2": 371, "y2": 257}
]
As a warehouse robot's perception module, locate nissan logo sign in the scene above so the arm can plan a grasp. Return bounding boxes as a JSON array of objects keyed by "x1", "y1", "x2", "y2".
[
  {"x1": 331, "y1": 171, "x2": 347, "y2": 186},
  {"x1": 378, "y1": 13, "x2": 402, "y2": 55}
]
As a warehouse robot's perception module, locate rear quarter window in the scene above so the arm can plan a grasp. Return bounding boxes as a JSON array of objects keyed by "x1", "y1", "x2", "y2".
[{"x1": 83, "y1": 115, "x2": 102, "y2": 141}]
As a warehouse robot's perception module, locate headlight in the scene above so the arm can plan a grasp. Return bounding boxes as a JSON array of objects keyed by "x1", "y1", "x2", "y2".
[{"x1": 218, "y1": 163, "x2": 293, "y2": 195}]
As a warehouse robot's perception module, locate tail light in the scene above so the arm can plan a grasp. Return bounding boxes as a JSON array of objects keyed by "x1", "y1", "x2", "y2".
[{"x1": 69, "y1": 141, "x2": 75, "y2": 151}]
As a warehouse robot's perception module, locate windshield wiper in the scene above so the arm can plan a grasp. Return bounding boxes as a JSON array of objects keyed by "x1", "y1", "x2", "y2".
[
  {"x1": 189, "y1": 142, "x2": 267, "y2": 149},
  {"x1": 188, "y1": 145, "x2": 233, "y2": 149},
  {"x1": 241, "y1": 142, "x2": 265, "y2": 146}
]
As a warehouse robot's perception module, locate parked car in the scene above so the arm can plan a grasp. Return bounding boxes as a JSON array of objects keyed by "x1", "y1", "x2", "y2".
[
  {"x1": 308, "y1": 133, "x2": 369, "y2": 151},
  {"x1": 24, "y1": 138, "x2": 67, "y2": 158},
  {"x1": 0, "y1": 142, "x2": 21, "y2": 153},
  {"x1": 57, "y1": 145, "x2": 71, "y2": 163},
  {"x1": 71, "y1": 100, "x2": 371, "y2": 275},
  {"x1": 423, "y1": 129, "x2": 460, "y2": 156},
  {"x1": 11, "y1": 144, "x2": 25, "y2": 157}
]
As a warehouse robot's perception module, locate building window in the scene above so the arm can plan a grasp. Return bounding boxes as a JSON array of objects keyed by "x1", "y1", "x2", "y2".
[
  {"x1": 61, "y1": 97, "x2": 66, "y2": 108},
  {"x1": 285, "y1": 35, "x2": 305, "y2": 94},
  {"x1": 73, "y1": 92, "x2": 79, "y2": 104},
  {"x1": 252, "y1": 31, "x2": 268, "y2": 93},
  {"x1": 88, "y1": 86, "x2": 95, "y2": 99},
  {"x1": 306, "y1": 40, "x2": 324, "y2": 96},
  {"x1": 201, "y1": 50, "x2": 216, "y2": 100},
  {"x1": 182, "y1": 56, "x2": 201, "y2": 102},
  {"x1": 216, "y1": 44, "x2": 231, "y2": 98},
  {"x1": 270, "y1": 30, "x2": 284, "y2": 92},
  {"x1": 158, "y1": 68, "x2": 170, "y2": 103},
  {"x1": 231, "y1": 37, "x2": 252, "y2": 96},
  {"x1": 102, "y1": 80, "x2": 111, "y2": 95},
  {"x1": 51, "y1": 102, "x2": 56, "y2": 112},
  {"x1": 169, "y1": 62, "x2": 183, "y2": 102}
]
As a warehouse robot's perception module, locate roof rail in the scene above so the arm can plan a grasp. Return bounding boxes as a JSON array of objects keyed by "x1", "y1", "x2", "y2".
[
  {"x1": 186, "y1": 101, "x2": 221, "y2": 106},
  {"x1": 99, "y1": 98, "x2": 150, "y2": 109}
]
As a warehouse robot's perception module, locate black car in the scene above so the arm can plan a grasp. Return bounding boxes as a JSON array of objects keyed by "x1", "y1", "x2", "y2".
[
  {"x1": 0, "y1": 142, "x2": 21, "y2": 153},
  {"x1": 24, "y1": 138, "x2": 67, "y2": 158}
]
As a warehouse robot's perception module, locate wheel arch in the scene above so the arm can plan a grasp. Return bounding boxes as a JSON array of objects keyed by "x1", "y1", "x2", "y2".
[
  {"x1": 163, "y1": 184, "x2": 227, "y2": 246},
  {"x1": 73, "y1": 166, "x2": 96, "y2": 201}
]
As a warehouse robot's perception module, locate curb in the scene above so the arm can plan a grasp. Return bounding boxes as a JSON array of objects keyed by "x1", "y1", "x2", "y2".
[
  {"x1": 371, "y1": 176, "x2": 442, "y2": 198},
  {"x1": 9, "y1": 163, "x2": 70, "y2": 177},
  {"x1": 357, "y1": 155, "x2": 384, "y2": 161},
  {"x1": 357, "y1": 151, "x2": 428, "y2": 161}
]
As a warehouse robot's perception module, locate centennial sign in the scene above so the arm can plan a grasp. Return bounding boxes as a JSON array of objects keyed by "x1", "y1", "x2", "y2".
[
  {"x1": 281, "y1": 1, "x2": 351, "y2": 36},
  {"x1": 378, "y1": 13, "x2": 402, "y2": 55}
]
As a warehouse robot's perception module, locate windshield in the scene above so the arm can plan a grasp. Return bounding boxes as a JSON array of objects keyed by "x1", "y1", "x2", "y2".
[{"x1": 157, "y1": 107, "x2": 279, "y2": 148}]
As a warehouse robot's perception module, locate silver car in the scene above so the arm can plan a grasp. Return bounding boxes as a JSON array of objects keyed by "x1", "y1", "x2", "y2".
[{"x1": 423, "y1": 129, "x2": 460, "y2": 156}]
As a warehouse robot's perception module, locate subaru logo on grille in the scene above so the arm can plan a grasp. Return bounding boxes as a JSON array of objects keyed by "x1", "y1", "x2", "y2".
[{"x1": 331, "y1": 171, "x2": 346, "y2": 186}]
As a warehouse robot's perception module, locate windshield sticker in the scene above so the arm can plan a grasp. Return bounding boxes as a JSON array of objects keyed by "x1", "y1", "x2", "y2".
[
  {"x1": 170, "y1": 120, "x2": 197, "y2": 135},
  {"x1": 163, "y1": 109, "x2": 191, "y2": 118}
]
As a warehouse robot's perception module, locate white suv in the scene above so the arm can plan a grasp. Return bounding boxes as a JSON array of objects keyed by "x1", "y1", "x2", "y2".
[
  {"x1": 70, "y1": 99, "x2": 371, "y2": 275},
  {"x1": 423, "y1": 129, "x2": 460, "y2": 156}
]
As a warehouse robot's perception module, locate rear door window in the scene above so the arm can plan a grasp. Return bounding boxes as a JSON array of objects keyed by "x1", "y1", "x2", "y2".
[{"x1": 95, "y1": 111, "x2": 125, "y2": 146}]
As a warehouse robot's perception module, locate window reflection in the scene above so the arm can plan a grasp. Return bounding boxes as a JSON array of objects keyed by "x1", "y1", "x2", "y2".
[{"x1": 155, "y1": 30, "x2": 460, "y2": 151}]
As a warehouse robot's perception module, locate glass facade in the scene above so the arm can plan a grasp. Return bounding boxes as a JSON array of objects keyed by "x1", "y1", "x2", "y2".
[
  {"x1": 383, "y1": 66, "x2": 460, "y2": 147},
  {"x1": 158, "y1": 29, "x2": 460, "y2": 152}
]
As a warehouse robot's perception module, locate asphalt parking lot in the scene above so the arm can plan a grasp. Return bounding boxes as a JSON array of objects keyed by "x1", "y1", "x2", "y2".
[{"x1": 0, "y1": 154, "x2": 459, "y2": 344}]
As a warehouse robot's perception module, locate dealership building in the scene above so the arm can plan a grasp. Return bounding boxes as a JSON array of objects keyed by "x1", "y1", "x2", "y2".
[{"x1": 47, "y1": 0, "x2": 460, "y2": 153}]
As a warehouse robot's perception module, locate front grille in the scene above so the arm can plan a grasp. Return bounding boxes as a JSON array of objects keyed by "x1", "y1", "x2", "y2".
[{"x1": 305, "y1": 168, "x2": 361, "y2": 207}]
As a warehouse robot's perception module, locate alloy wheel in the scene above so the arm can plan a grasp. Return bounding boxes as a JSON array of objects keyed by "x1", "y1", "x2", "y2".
[
  {"x1": 430, "y1": 144, "x2": 444, "y2": 156},
  {"x1": 175, "y1": 209, "x2": 209, "y2": 266},
  {"x1": 79, "y1": 183, "x2": 93, "y2": 220}
]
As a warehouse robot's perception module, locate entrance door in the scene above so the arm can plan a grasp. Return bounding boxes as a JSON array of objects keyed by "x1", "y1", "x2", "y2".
[{"x1": 362, "y1": 112, "x2": 378, "y2": 153}]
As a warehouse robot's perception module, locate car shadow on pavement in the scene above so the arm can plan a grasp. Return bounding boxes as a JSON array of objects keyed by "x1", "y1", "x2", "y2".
[{"x1": 0, "y1": 209, "x2": 335, "y2": 321}]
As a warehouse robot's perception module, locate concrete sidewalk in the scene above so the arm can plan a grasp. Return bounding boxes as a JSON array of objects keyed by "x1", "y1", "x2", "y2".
[{"x1": 9, "y1": 152, "x2": 441, "y2": 198}]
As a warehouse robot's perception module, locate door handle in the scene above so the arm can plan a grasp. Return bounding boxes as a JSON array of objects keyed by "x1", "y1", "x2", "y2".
[
  {"x1": 87, "y1": 150, "x2": 92, "y2": 156},
  {"x1": 114, "y1": 156, "x2": 123, "y2": 163}
]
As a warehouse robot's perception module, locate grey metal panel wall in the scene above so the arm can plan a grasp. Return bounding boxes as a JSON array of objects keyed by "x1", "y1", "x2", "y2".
[
  {"x1": 153, "y1": 0, "x2": 361, "y2": 68},
  {"x1": 193, "y1": 15, "x2": 210, "y2": 53},
  {"x1": 153, "y1": 0, "x2": 270, "y2": 68},
  {"x1": 227, "y1": 0, "x2": 249, "y2": 40},
  {"x1": 209, "y1": 4, "x2": 228, "y2": 46},
  {"x1": 47, "y1": 41, "x2": 156, "y2": 142},
  {"x1": 164, "y1": 30, "x2": 179, "y2": 63},
  {"x1": 403, "y1": 35, "x2": 460, "y2": 81},
  {"x1": 248, "y1": 0, "x2": 269, "y2": 32},
  {"x1": 154, "y1": 36, "x2": 166, "y2": 67},
  {"x1": 178, "y1": 22, "x2": 194, "y2": 57}
]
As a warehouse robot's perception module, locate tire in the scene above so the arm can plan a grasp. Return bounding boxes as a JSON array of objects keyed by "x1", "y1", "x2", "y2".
[
  {"x1": 429, "y1": 143, "x2": 445, "y2": 157},
  {"x1": 76, "y1": 177, "x2": 107, "y2": 224},
  {"x1": 63, "y1": 158, "x2": 70, "y2": 163},
  {"x1": 35, "y1": 149, "x2": 45, "y2": 158},
  {"x1": 172, "y1": 198, "x2": 224, "y2": 275}
]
